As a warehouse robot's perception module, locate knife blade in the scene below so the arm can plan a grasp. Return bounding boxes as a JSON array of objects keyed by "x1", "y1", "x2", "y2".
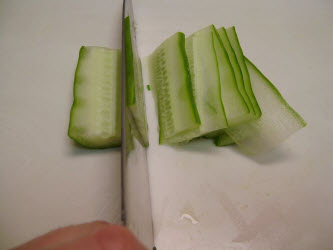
[{"x1": 121, "y1": 0, "x2": 154, "y2": 248}]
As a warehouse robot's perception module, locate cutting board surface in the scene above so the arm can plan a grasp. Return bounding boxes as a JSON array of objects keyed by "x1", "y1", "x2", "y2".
[{"x1": 1, "y1": 0, "x2": 333, "y2": 249}]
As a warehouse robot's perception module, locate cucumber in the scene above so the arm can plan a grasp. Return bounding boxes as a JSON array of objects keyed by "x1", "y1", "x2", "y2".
[
  {"x1": 148, "y1": 32, "x2": 200, "y2": 144},
  {"x1": 203, "y1": 129, "x2": 223, "y2": 139},
  {"x1": 225, "y1": 58, "x2": 306, "y2": 154},
  {"x1": 226, "y1": 27, "x2": 262, "y2": 119},
  {"x1": 124, "y1": 16, "x2": 149, "y2": 147},
  {"x1": 68, "y1": 46, "x2": 121, "y2": 148},
  {"x1": 217, "y1": 27, "x2": 253, "y2": 120},
  {"x1": 185, "y1": 25, "x2": 228, "y2": 136},
  {"x1": 212, "y1": 26, "x2": 250, "y2": 126},
  {"x1": 214, "y1": 132, "x2": 235, "y2": 146},
  {"x1": 124, "y1": 16, "x2": 135, "y2": 106}
]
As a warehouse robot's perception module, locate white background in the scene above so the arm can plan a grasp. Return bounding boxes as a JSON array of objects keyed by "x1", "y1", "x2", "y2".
[{"x1": 1, "y1": 0, "x2": 333, "y2": 249}]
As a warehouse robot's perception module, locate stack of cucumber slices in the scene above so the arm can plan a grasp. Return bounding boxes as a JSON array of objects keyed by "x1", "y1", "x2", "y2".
[
  {"x1": 148, "y1": 25, "x2": 306, "y2": 154},
  {"x1": 67, "y1": 25, "x2": 306, "y2": 155}
]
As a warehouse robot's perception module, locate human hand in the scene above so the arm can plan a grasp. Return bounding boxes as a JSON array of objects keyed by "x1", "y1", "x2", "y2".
[{"x1": 13, "y1": 221, "x2": 147, "y2": 250}]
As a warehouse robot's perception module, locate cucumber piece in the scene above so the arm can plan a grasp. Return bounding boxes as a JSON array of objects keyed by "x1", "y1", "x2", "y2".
[
  {"x1": 148, "y1": 32, "x2": 200, "y2": 144},
  {"x1": 203, "y1": 129, "x2": 224, "y2": 139},
  {"x1": 212, "y1": 26, "x2": 250, "y2": 126},
  {"x1": 68, "y1": 46, "x2": 121, "y2": 148},
  {"x1": 225, "y1": 58, "x2": 306, "y2": 154},
  {"x1": 124, "y1": 16, "x2": 149, "y2": 147},
  {"x1": 226, "y1": 27, "x2": 262, "y2": 119},
  {"x1": 214, "y1": 132, "x2": 235, "y2": 146},
  {"x1": 185, "y1": 25, "x2": 228, "y2": 136},
  {"x1": 124, "y1": 16, "x2": 135, "y2": 106},
  {"x1": 217, "y1": 27, "x2": 253, "y2": 120}
]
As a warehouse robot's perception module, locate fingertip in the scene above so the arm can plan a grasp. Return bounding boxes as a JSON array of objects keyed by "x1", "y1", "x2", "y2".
[{"x1": 94, "y1": 225, "x2": 147, "y2": 250}]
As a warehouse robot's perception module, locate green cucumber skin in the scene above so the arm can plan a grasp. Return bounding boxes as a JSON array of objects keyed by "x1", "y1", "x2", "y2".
[
  {"x1": 185, "y1": 25, "x2": 228, "y2": 137},
  {"x1": 226, "y1": 27, "x2": 262, "y2": 119},
  {"x1": 214, "y1": 132, "x2": 235, "y2": 146},
  {"x1": 211, "y1": 27, "x2": 228, "y2": 129},
  {"x1": 68, "y1": 46, "x2": 121, "y2": 149},
  {"x1": 124, "y1": 16, "x2": 135, "y2": 106},
  {"x1": 217, "y1": 27, "x2": 253, "y2": 117},
  {"x1": 212, "y1": 26, "x2": 250, "y2": 126},
  {"x1": 180, "y1": 33, "x2": 201, "y2": 125}
]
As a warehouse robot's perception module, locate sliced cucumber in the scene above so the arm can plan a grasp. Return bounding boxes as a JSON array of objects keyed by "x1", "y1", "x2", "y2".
[
  {"x1": 217, "y1": 27, "x2": 253, "y2": 120},
  {"x1": 226, "y1": 26, "x2": 261, "y2": 119},
  {"x1": 68, "y1": 46, "x2": 121, "y2": 148},
  {"x1": 148, "y1": 32, "x2": 200, "y2": 144},
  {"x1": 212, "y1": 26, "x2": 250, "y2": 126},
  {"x1": 225, "y1": 58, "x2": 306, "y2": 154},
  {"x1": 185, "y1": 25, "x2": 228, "y2": 136},
  {"x1": 124, "y1": 16, "x2": 135, "y2": 106},
  {"x1": 203, "y1": 129, "x2": 223, "y2": 139},
  {"x1": 214, "y1": 132, "x2": 235, "y2": 146},
  {"x1": 124, "y1": 16, "x2": 149, "y2": 147}
]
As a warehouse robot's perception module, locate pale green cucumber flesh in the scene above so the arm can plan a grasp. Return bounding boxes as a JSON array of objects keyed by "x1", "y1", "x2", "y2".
[
  {"x1": 212, "y1": 26, "x2": 250, "y2": 126},
  {"x1": 68, "y1": 46, "x2": 121, "y2": 148},
  {"x1": 148, "y1": 32, "x2": 200, "y2": 144},
  {"x1": 225, "y1": 58, "x2": 306, "y2": 154},
  {"x1": 226, "y1": 27, "x2": 262, "y2": 119}
]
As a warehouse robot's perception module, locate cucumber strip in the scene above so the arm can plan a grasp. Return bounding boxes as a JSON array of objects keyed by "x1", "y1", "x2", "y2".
[
  {"x1": 225, "y1": 58, "x2": 306, "y2": 154},
  {"x1": 226, "y1": 26, "x2": 262, "y2": 119},
  {"x1": 217, "y1": 27, "x2": 253, "y2": 119},
  {"x1": 212, "y1": 26, "x2": 250, "y2": 126},
  {"x1": 124, "y1": 16, "x2": 149, "y2": 147},
  {"x1": 203, "y1": 129, "x2": 224, "y2": 139},
  {"x1": 68, "y1": 46, "x2": 121, "y2": 148},
  {"x1": 148, "y1": 32, "x2": 200, "y2": 144},
  {"x1": 124, "y1": 16, "x2": 135, "y2": 106},
  {"x1": 185, "y1": 25, "x2": 228, "y2": 136},
  {"x1": 214, "y1": 132, "x2": 235, "y2": 146}
]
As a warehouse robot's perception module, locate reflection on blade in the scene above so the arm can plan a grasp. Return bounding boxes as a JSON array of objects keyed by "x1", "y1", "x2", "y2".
[
  {"x1": 125, "y1": 112, "x2": 134, "y2": 154},
  {"x1": 124, "y1": 127, "x2": 154, "y2": 247},
  {"x1": 124, "y1": 15, "x2": 149, "y2": 147}
]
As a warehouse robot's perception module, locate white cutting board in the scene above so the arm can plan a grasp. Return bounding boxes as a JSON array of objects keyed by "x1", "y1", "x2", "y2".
[{"x1": 1, "y1": 0, "x2": 333, "y2": 249}]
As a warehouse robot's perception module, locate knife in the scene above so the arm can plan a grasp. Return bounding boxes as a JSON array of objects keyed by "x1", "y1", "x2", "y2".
[{"x1": 121, "y1": 0, "x2": 154, "y2": 248}]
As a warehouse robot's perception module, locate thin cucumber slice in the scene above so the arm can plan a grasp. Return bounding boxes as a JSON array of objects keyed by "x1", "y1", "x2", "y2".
[
  {"x1": 203, "y1": 129, "x2": 223, "y2": 139},
  {"x1": 204, "y1": 130, "x2": 234, "y2": 146},
  {"x1": 217, "y1": 27, "x2": 253, "y2": 120},
  {"x1": 124, "y1": 16, "x2": 149, "y2": 147},
  {"x1": 124, "y1": 16, "x2": 135, "y2": 106},
  {"x1": 212, "y1": 26, "x2": 250, "y2": 126},
  {"x1": 225, "y1": 58, "x2": 306, "y2": 154},
  {"x1": 148, "y1": 32, "x2": 200, "y2": 144},
  {"x1": 186, "y1": 25, "x2": 228, "y2": 136},
  {"x1": 68, "y1": 46, "x2": 121, "y2": 148},
  {"x1": 226, "y1": 27, "x2": 262, "y2": 119},
  {"x1": 214, "y1": 132, "x2": 235, "y2": 146}
]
